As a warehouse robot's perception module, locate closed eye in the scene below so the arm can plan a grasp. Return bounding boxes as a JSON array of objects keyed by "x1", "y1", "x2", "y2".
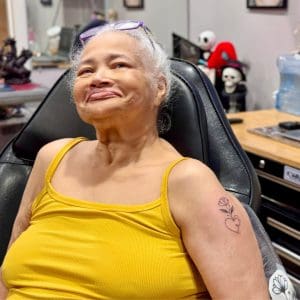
[
  {"x1": 113, "y1": 62, "x2": 130, "y2": 69},
  {"x1": 117, "y1": 63, "x2": 127, "y2": 68},
  {"x1": 77, "y1": 68, "x2": 93, "y2": 76}
]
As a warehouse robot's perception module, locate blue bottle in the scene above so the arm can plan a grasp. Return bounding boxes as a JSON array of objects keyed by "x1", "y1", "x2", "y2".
[{"x1": 276, "y1": 54, "x2": 300, "y2": 115}]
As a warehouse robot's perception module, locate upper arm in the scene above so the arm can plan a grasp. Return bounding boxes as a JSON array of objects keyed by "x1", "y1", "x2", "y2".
[
  {"x1": 7, "y1": 138, "x2": 72, "y2": 248},
  {"x1": 168, "y1": 160, "x2": 268, "y2": 299}
]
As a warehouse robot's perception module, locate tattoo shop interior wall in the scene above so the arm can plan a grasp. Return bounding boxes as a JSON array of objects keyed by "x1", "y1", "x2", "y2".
[
  {"x1": 189, "y1": 0, "x2": 300, "y2": 110},
  {"x1": 105, "y1": 0, "x2": 188, "y2": 56}
]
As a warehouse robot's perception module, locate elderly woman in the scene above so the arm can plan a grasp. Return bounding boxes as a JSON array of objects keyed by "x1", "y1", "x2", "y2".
[{"x1": 0, "y1": 21, "x2": 268, "y2": 299}]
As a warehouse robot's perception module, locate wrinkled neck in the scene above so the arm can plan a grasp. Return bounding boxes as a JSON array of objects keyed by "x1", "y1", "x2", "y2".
[{"x1": 94, "y1": 124, "x2": 160, "y2": 166}]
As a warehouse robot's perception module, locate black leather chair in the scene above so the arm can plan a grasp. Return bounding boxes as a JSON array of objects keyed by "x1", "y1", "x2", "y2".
[{"x1": 0, "y1": 58, "x2": 296, "y2": 298}]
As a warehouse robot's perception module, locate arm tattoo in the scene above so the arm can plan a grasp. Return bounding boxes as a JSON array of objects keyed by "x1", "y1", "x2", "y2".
[{"x1": 218, "y1": 197, "x2": 241, "y2": 233}]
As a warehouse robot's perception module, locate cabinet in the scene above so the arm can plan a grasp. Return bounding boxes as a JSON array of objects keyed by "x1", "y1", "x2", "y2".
[{"x1": 228, "y1": 109, "x2": 300, "y2": 293}]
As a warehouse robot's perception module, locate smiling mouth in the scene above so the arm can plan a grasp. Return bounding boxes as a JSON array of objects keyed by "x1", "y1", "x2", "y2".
[{"x1": 87, "y1": 91, "x2": 121, "y2": 102}]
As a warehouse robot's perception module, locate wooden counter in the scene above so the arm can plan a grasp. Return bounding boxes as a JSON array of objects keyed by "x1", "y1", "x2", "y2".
[
  {"x1": 227, "y1": 109, "x2": 300, "y2": 169},
  {"x1": 228, "y1": 110, "x2": 300, "y2": 291}
]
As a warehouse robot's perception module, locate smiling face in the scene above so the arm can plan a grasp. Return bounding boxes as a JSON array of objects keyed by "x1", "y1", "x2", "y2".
[{"x1": 73, "y1": 31, "x2": 166, "y2": 131}]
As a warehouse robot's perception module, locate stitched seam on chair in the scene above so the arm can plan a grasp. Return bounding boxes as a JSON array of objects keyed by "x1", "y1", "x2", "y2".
[
  {"x1": 226, "y1": 188, "x2": 248, "y2": 197},
  {"x1": 170, "y1": 70, "x2": 209, "y2": 165},
  {"x1": 0, "y1": 161, "x2": 32, "y2": 167}
]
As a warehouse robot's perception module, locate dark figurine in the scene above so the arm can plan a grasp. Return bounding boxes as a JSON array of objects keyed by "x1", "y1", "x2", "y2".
[
  {"x1": 0, "y1": 38, "x2": 32, "y2": 84},
  {"x1": 3, "y1": 38, "x2": 17, "y2": 63},
  {"x1": 220, "y1": 60, "x2": 247, "y2": 113},
  {"x1": 0, "y1": 38, "x2": 32, "y2": 120}
]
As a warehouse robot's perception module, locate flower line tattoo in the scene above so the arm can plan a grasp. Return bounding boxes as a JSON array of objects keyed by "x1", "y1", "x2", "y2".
[{"x1": 218, "y1": 197, "x2": 241, "y2": 233}]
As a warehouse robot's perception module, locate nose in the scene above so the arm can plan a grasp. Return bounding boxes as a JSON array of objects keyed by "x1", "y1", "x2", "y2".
[{"x1": 90, "y1": 67, "x2": 114, "y2": 87}]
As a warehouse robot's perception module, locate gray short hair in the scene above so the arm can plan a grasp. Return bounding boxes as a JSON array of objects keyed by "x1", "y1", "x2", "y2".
[{"x1": 69, "y1": 24, "x2": 173, "y2": 133}]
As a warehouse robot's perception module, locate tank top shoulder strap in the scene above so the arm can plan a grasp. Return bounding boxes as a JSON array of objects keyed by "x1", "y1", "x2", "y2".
[
  {"x1": 160, "y1": 157, "x2": 188, "y2": 236},
  {"x1": 45, "y1": 137, "x2": 87, "y2": 183}
]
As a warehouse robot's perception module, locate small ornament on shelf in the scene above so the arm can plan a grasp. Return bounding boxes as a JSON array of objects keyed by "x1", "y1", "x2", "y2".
[
  {"x1": 0, "y1": 37, "x2": 32, "y2": 85},
  {"x1": 220, "y1": 60, "x2": 248, "y2": 113}
]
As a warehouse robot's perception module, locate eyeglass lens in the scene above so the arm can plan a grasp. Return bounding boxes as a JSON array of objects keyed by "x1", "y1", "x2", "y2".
[
  {"x1": 114, "y1": 21, "x2": 142, "y2": 30},
  {"x1": 80, "y1": 20, "x2": 154, "y2": 50}
]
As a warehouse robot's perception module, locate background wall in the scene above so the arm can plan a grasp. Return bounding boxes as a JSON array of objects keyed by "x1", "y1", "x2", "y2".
[
  {"x1": 63, "y1": 0, "x2": 104, "y2": 28},
  {"x1": 26, "y1": 0, "x2": 64, "y2": 54},
  {"x1": 5, "y1": 0, "x2": 28, "y2": 55},
  {"x1": 105, "y1": 0, "x2": 188, "y2": 56},
  {"x1": 26, "y1": 0, "x2": 104, "y2": 54},
  {"x1": 25, "y1": 0, "x2": 187, "y2": 59},
  {"x1": 189, "y1": 0, "x2": 300, "y2": 110}
]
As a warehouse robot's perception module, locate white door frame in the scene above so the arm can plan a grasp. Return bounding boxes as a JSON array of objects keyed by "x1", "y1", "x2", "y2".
[{"x1": 5, "y1": 0, "x2": 28, "y2": 53}]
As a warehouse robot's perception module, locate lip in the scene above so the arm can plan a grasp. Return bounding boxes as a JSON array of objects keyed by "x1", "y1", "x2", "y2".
[{"x1": 86, "y1": 88, "x2": 122, "y2": 102}]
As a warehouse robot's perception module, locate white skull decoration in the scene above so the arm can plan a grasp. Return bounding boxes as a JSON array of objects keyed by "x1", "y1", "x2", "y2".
[
  {"x1": 222, "y1": 67, "x2": 243, "y2": 94},
  {"x1": 198, "y1": 30, "x2": 216, "y2": 60},
  {"x1": 198, "y1": 30, "x2": 216, "y2": 51}
]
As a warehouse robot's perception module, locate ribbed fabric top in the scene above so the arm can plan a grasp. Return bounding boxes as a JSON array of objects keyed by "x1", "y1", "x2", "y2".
[{"x1": 2, "y1": 137, "x2": 209, "y2": 299}]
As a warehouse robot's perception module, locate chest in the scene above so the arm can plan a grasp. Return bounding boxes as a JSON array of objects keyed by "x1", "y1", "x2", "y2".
[
  {"x1": 51, "y1": 162, "x2": 164, "y2": 205},
  {"x1": 3, "y1": 210, "x2": 205, "y2": 299}
]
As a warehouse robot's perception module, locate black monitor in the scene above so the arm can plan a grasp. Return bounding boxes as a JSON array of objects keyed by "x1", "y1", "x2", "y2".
[
  {"x1": 57, "y1": 27, "x2": 75, "y2": 56},
  {"x1": 172, "y1": 33, "x2": 203, "y2": 65}
]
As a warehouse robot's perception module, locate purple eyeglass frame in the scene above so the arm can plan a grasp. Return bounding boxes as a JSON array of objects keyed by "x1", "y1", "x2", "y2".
[{"x1": 79, "y1": 20, "x2": 154, "y2": 49}]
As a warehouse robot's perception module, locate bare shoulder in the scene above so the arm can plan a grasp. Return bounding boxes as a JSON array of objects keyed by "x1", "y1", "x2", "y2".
[
  {"x1": 167, "y1": 158, "x2": 246, "y2": 231},
  {"x1": 35, "y1": 138, "x2": 74, "y2": 167},
  {"x1": 168, "y1": 158, "x2": 219, "y2": 193},
  {"x1": 24, "y1": 138, "x2": 73, "y2": 200},
  {"x1": 7, "y1": 138, "x2": 74, "y2": 247}
]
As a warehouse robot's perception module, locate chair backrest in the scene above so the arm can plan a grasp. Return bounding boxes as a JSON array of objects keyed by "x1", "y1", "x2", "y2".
[{"x1": 0, "y1": 58, "x2": 261, "y2": 264}]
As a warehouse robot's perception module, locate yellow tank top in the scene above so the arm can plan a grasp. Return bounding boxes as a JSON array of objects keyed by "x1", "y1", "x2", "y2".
[{"x1": 2, "y1": 137, "x2": 210, "y2": 299}]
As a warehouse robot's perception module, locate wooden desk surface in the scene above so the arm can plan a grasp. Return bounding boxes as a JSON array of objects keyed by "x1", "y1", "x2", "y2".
[{"x1": 227, "y1": 109, "x2": 300, "y2": 168}]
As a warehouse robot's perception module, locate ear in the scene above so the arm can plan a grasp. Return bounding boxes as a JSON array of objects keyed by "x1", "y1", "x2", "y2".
[{"x1": 154, "y1": 75, "x2": 167, "y2": 106}]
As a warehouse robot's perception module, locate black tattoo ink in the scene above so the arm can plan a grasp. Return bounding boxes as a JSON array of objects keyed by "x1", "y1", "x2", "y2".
[{"x1": 218, "y1": 197, "x2": 241, "y2": 233}]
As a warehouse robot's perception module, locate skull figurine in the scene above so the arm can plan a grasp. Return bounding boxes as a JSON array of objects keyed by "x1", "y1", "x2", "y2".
[
  {"x1": 198, "y1": 30, "x2": 216, "y2": 61},
  {"x1": 222, "y1": 67, "x2": 243, "y2": 94}
]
